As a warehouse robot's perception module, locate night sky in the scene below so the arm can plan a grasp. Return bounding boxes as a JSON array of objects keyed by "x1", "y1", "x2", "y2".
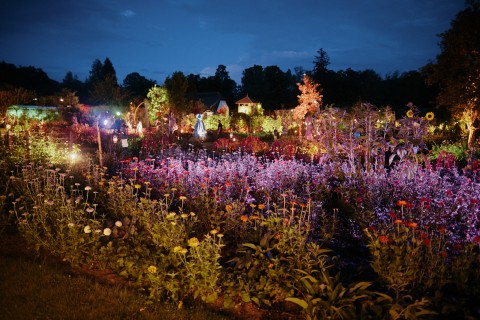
[{"x1": 0, "y1": 0, "x2": 465, "y2": 84}]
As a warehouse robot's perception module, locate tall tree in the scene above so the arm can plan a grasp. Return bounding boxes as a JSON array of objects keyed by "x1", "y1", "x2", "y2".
[
  {"x1": 241, "y1": 65, "x2": 265, "y2": 102},
  {"x1": 123, "y1": 72, "x2": 156, "y2": 100},
  {"x1": 423, "y1": 1, "x2": 480, "y2": 147},
  {"x1": 164, "y1": 71, "x2": 189, "y2": 115},
  {"x1": 86, "y1": 58, "x2": 124, "y2": 105}
]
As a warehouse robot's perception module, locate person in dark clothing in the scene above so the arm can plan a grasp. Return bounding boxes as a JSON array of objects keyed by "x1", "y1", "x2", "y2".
[{"x1": 217, "y1": 120, "x2": 223, "y2": 138}]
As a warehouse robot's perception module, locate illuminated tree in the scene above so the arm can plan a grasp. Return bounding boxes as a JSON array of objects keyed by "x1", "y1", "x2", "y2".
[
  {"x1": 147, "y1": 85, "x2": 170, "y2": 124},
  {"x1": 293, "y1": 74, "x2": 323, "y2": 137},
  {"x1": 424, "y1": 1, "x2": 480, "y2": 147}
]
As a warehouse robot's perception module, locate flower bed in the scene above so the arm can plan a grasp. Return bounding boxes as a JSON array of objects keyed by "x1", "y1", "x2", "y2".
[{"x1": 3, "y1": 147, "x2": 480, "y2": 319}]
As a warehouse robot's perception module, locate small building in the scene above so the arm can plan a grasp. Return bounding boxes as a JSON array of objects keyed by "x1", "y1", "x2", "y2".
[
  {"x1": 235, "y1": 94, "x2": 262, "y2": 115},
  {"x1": 195, "y1": 92, "x2": 229, "y2": 115}
]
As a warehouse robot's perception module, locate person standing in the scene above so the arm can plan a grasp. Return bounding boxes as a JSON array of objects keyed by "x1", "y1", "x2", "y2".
[{"x1": 217, "y1": 120, "x2": 223, "y2": 138}]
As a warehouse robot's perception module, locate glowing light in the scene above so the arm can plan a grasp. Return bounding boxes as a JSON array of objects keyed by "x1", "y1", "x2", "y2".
[
  {"x1": 103, "y1": 119, "x2": 109, "y2": 126},
  {"x1": 69, "y1": 152, "x2": 78, "y2": 162}
]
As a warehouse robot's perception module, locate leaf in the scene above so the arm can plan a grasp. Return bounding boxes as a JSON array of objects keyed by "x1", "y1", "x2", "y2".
[
  {"x1": 242, "y1": 243, "x2": 258, "y2": 251},
  {"x1": 285, "y1": 297, "x2": 308, "y2": 310}
]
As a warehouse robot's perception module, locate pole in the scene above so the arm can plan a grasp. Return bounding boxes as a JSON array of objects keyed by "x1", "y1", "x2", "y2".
[{"x1": 96, "y1": 120, "x2": 103, "y2": 167}]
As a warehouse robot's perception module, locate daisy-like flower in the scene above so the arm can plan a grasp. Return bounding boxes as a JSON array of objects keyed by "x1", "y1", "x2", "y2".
[
  {"x1": 210, "y1": 229, "x2": 219, "y2": 235},
  {"x1": 173, "y1": 246, "x2": 184, "y2": 253},
  {"x1": 115, "y1": 221, "x2": 123, "y2": 227},
  {"x1": 86, "y1": 207, "x2": 95, "y2": 213},
  {"x1": 240, "y1": 215, "x2": 248, "y2": 222},
  {"x1": 406, "y1": 110, "x2": 414, "y2": 118},
  {"x1": 67, "y1": 222, "x2": 75, "y2": 228},
  {"x1": 148, "y1": 265, "x2": 157, "y2": 274},
  {"x1": 425, "y1": 112, "x2": 435, "y2": 121},
  {"x1": 103, "y1": 228, "x2": 112, "y2": 236},
  {"x1": 188, "y1": 237, "x2": 200, "y2": 247},
  {"x1": 85, "y1": 186, "x2": 92, "y2": 191},
  {"x1": 84, "y1": 225, "x2": 92, "y2": 233}
]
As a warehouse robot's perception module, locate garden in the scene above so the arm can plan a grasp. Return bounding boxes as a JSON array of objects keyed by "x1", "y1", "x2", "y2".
[{"x1": 1, "y1": 93, "x2": 480, "y2": 320}]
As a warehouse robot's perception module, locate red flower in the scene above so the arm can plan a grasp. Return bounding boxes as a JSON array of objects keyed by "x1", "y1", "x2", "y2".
[
  {"x1": 423, "y1": 239, "x2": 431, "y2": 247},
  {"x1": 438, "y1": 225, "x2": 446, "y2": 233},
  {"x1": 379, "y1": 235, "x2": 389, "y2": 244},
  {"x1": 472, "y1": 236, "x2": 480, "y2": 244}
]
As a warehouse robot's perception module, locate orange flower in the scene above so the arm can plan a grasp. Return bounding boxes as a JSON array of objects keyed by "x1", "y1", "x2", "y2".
[
  {"x1": 225, "y1": 204, "x2": 233, "y2": 212},
  {"x1": 394, "y1": 219, "x2": 403, "y2": 225},
  {"x1": 397, "y1": 200, "x2": 408, "y2": 206},
  {"x1": 379, "y1": 235, "x2": 389, "y2": 244},
  {"x1": 258, "y1": 204, "x2": 265, "y2": 210},
  {"x1": 240, "y1": 215, "x2": 248, "y2": 222},
  {"x1": 408, "y1": 222, "x2": 418, "y2": 229},
  {"x1": 250, "y1": 215, "x2": 259, "y2": 220}
]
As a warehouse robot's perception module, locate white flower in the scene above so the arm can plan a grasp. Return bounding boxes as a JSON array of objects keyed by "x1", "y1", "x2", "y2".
[
  {"x1": 84, "y1": 225, "x2": 91, "y2": 233},
  {"x1": 85, "y1": 186, "x2": 92, "y2": 191},
  {"x1": 115, "y1": 221, "x2": 123, "y2": 227},
  {"x1": 68, "y1": 222, "x2": 75, "y2": 228},
  {"x1": 103, "y1": 228, "x2": 112, "y2": 236},
  {"x1": 94, "y1": 229, "x2": 101, "y2": 234}
]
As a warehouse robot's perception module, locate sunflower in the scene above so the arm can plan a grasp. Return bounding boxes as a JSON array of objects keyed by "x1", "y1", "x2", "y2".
[
  {"x1": 406, "y1": 110, "x2": 414, "y2": 118},
  {"x1": 425, "y1": 112, "x2": 435, "y2": 121}
]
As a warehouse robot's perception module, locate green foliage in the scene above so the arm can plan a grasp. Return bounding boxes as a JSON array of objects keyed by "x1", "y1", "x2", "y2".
[
  {"x1": 230, "y1": 112, "x2": 250, "y2": 133},
  {"x1": 147, "y1": 85, "x2": 170, "y2": 123},
  {"x1": 428, "y1": 142, "x2": 468, "y2": 162}
]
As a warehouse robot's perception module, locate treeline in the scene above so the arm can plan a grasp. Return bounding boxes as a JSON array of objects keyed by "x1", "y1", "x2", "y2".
[{"x1": 0, "y1": 51, "x2": 436, "y2": 115}]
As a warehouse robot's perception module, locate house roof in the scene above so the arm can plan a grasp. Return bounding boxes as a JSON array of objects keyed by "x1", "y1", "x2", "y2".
[
  {"x1": 235, "y1": 94, "x2": 256, "y2": 104},
  {"x1": 196, "y1": 92, "x2": 223, "y2": 109}
]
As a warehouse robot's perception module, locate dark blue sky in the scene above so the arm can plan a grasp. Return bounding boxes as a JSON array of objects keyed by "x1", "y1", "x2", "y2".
[{"x1": 0, "y1": 0, "x2": 465, "y2": 84}]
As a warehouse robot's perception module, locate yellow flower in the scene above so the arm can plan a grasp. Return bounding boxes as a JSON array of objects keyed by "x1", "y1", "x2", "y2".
[
  {"x1": 425, "y1": 112, "x2": 435, "y2": 121},
  {"x1": 173, "y1": 246, "x2": 184, "y2": 253},
  {"x1": 210, "y1": 229, "x2": 219, "y2": 235},
  {"x1": 148, "y1": 265, "x2": 157, "y2": 274},
  {"x1": 406, "y1": 110, "x2": 414, "y2": 118},
  {"x1": 225, "y1": 204, "x2": 233, "y2": 212},
  {"x1": 258, "y1": 204, "x2": 265, "y2": 210},
  {"x1": 188, "y1": 237, "x2": 200, "y2": 247},
  {"x1": 179, "y1": 195, "x2": 187, "y2": 201},
  {"x1": 166, "y1": 212, "x2": 176, "y2": 220},
  {"x1": 134, "y1": 184, "x2": 141, "y2": 189}
]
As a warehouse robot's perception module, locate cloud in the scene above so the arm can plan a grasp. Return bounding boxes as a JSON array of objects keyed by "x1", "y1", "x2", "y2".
[{"x1": 121, "y1": 10, "x2": 136, "y2": 18}]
